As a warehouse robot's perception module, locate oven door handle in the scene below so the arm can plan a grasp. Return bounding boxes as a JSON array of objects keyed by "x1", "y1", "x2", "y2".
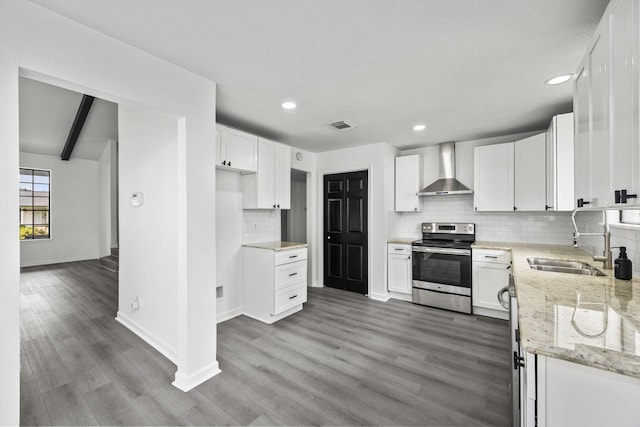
[
  {"x1": 497, "y1": 286, "x2": 510, "y2": 310},
  {"x1": 412, "y1": 246, "x2": 470, "y2": 256}
]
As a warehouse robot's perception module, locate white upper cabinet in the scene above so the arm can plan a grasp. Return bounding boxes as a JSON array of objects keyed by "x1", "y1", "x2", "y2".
[
  {"x1": 216, "y1": 125, "x2": 258, "y2": 173},
  {"x1": 395, "y1": 155, "x2": 422, "y2": 212},
  {"x1": 474, "y1": 142, "x2": 514, "y2": 211},
  {"x1": 243, "y1": 137, "x2": 291, "y2": 209},
  {"x1": 514, "y1": 133, "x2": 546, "y2": 211},
  {"x1": 609, "y1": 0, "x2": 640, "y2": 203},
  {"x1": 546, "y1": 113, "x2": 575, "y2": 211},
  {"x1": 588, "y1": 21, "x2": 612, "y2": 208},
  {"x1": 574, "y1": 60, "x2": 592, "y2": 207},
  {"x1": 274, "y1": 143, "x2": 292, "y2": 210},
  {"x1": 573, "y1": 0, "x2": 640, "y2": 208}
]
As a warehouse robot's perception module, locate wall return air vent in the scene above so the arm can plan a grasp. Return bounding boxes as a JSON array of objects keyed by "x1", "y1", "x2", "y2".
[{"x1": 329, "y1": 120, "x2": 355, "y2": 131}]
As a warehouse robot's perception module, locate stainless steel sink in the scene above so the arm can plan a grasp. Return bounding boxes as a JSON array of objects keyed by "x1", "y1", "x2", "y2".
[{"x1": 526, "y1": 257, "x2": 606, "y2": 276}]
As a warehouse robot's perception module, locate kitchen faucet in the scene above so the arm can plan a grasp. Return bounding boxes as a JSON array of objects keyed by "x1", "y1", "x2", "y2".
[{"x1": 571, "y1": 207, "x2": 612, "y2": 269}]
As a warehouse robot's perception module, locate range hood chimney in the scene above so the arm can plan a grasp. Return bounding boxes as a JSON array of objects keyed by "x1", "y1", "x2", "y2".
[{"x1": 418, "y1": 141, "x2": 472, "y2": 196}]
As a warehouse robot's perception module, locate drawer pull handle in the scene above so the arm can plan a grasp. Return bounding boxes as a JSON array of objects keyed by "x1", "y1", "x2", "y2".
[
  {"x1": 289, "y1": 255, "x2": 298, "y2": 259},
  {"x1": 289, "y1": 272, "x2": 298, "y2": 277},
  {"x1": 394, "y1": 248, "x2": 404, "y2": 251},
  {"x1": 484, "y1": 255, "x2": 498, "y2": 259},
  {"x1": 289, "y1": 294, "x2": 298, "y2": 300}
]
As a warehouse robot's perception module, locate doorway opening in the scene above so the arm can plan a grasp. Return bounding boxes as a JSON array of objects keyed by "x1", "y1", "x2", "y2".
[
  {"x1": 323, "y1": 170, "x2": 368, "y2": 295},
  {"x1": 281, "y1": 169, "x2": 307, "y2": 244}
]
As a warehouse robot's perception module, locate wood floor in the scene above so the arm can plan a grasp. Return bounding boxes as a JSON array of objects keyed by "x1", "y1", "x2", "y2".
[{"x1": 20, "y1": 260, "x2": 511, "y2": 426}]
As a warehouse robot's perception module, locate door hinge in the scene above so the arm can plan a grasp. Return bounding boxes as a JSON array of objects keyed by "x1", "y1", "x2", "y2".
[{"x1": 513, "y1": 351, "x2": 525, "y2": 370}]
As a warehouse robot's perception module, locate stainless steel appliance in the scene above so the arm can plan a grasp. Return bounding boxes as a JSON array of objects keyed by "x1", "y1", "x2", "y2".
[{"x1": 411, "y1": 222, "x2": 475, "y2": 313}]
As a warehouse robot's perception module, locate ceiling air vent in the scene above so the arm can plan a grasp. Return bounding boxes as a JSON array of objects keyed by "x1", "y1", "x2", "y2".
[{"x1": 329, "y1": 120, "x2": 355, "y2": 131}]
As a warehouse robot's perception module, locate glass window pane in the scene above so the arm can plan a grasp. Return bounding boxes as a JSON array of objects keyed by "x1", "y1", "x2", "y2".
[
  {"x1": 621, "y1": 210, "x2": 640, "y2": 225},
  {"x1": 20, "y1": 225, "x2": 33, "y2": 240},
  {"x1": 33, "y1": 197, "x2": 49, "y2": 207},
  {"x1": 33, "y1": 173, "x2": 49, "y2": 184},
  {"x1": 33, "y1": 183, "x2": 49, "y2": 193},
  {"x1": 33, "y1": 210, "x2": 49, "y2": 225},
  {"x1": 33, "y1": 225, "x2": 49, "y2": 239}
]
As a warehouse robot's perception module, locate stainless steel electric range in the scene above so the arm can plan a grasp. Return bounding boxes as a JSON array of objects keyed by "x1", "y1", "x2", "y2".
[{"x1": 411, "y1": 222, "x2": 475, "y2": 314}]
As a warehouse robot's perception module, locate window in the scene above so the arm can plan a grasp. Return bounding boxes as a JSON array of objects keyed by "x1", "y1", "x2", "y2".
[
  {"x1": 620, "y1": 209, "x2": 640, "y2": 226},
  {"x1": 19, "y1": 168, "x2": 50, "y2": 240}
]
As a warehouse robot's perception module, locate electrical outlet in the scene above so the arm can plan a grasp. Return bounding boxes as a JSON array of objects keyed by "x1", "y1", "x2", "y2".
[
  {"x1": 131, "y1": 295, "x2": 140, "y2": 311},
  {"x1": 252, "y1": 223, "x2": 257, "y2": 230}
]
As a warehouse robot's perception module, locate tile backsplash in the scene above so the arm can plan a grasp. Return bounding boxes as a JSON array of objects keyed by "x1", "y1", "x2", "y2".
[
  {"x1": 389, "y1": 194, "x2": 575, "y2": 245},
  {"x1": 242, "y1": 209, "x2": 281, "y2": 244}
]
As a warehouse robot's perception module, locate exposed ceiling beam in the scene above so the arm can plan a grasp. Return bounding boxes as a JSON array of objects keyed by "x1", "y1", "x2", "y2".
[{"x1": 61, "y1": 94, "x2": 95, "y2": 161}]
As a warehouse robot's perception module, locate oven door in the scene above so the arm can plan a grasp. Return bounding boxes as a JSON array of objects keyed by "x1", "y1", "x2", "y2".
[{"x1": 411, "y1": 246, "x2": 472, "y2": 289}]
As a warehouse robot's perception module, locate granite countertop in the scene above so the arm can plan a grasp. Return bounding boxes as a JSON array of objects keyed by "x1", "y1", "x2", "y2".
[
  {"x1": 473, "y1": 241, "x2": 640, "y2": 379},
  {"x1": 242, "y1": 241, "x2": 308, "y2": 251},
  {"x1": 387, "y1": 237, "x2": 419, "y2": 245}
]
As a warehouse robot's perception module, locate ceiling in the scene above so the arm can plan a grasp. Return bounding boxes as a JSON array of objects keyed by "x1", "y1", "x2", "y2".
[
  {"x1": 19, "y1": 77, "x2": 118, "y2": 161},
  {"x1": 30, "y1": 0, "x2": 609, "y2": 153}
]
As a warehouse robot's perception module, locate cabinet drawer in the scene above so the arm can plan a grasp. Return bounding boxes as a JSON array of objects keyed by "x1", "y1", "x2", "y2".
[
  {"x1": 274, "y1": 261, "x2": 307, "y2": 290},
  {"x1": 274, "y1": 283, "x2": 307, "y2": 315},
  {"x1": 388, "y1": 243, "x2": 411, "y2": 255},
  {"x1": 472, "y1": 249, "x2": 511, "y2": 265},
  {"x1": 274, "y1": 248, "x2": 307, "y2": 266}
]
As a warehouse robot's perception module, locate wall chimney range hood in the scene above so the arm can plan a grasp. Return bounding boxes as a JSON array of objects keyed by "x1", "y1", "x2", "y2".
[{"x1": 418, "y1": 141, "x2": 473, "y2": 196}]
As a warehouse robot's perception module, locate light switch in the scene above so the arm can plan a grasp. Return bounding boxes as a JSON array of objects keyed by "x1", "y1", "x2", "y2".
[{"x1": 131, "y1": 192, "x2": 144, "y2": 207}]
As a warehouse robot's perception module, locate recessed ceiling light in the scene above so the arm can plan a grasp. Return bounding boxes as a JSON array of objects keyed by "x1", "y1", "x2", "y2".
[
  {"x1": 413, "y1": 124, "x2": 426, "y2": 131},
  {"x1": 282, "y1": 101, "x2": 297, "y2": 110},
  {"x1": 545, "y1": 74, "x2": 573, "y2": 85}
]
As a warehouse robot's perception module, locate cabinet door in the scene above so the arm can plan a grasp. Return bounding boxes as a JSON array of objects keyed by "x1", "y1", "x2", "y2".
[
  {"x1": 474, "y1": 143, "x2": 514, "y2": 211},
  {"x1": 515, "y1": 133, "x2": 546, "y2": 211},
  {"x1": 546, "y1": 119, "x2": 555, "y2": 210},
  {"x1": 554, "y1": 113, "x2": 575, "y2": 211},
  {"x1": 222, "y1": 127, "x2": 258, "y2": 172},
  {"x1": 256, "y1": 138, "x2": 276, "y2": 208},
  {"x1": 588, "y1": 23, "x2": 612, "y2": 207},
  {"x1": 274, "y1": 143, "x2": 291, "y2": 209},
  {"x1": 574, "y1": 61, "x2": 592, "y2": 207},
  {"x1": 395, "y1": 155, "x2": 421, "y2": 212},
  {"x1": 609, "y1": 0, "x2": 640, "y2": 200},
  {"x1": 388, "y1": 252, "x2": 411, "y2": 294},
  {"x1": 472, "y1": 262, "x2": 509, "y2": 312}
]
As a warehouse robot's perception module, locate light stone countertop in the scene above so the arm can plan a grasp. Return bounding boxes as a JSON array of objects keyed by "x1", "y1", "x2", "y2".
[
  {"x1": 242, "y1": 241, "x2": 308, "y2": 251},
  {"x1": 387, "y1": 237, "x2": 419, "y2": 245},
  {"x1": 473, "y1": 241, "x2": 640, "y2": 379}
]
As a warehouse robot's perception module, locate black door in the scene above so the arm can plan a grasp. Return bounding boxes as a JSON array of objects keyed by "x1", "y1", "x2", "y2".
[{"x1": 324, "y1": 171, "x2": 368, "y2": 294}]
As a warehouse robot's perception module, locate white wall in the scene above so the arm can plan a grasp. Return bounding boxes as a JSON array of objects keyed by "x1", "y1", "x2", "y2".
[
  {"x1": 110, "y1": 139, "x2": 118, "y2": 248},
  {"x1": 0, "y1": 2, "x2": 218, "y2": 420},
  {"x1": 215, "y1": 169, "x2": 245, "y2": 323},
  {"x1": 316, "y1": 143, "x2": 398, "y2": 300},
  {"x1": 290, "y1": 148, "x2": 319, "y2": 285},
  {"x1": 19, "y1": 152, "x2": 100, "y2": 266},
  {"x1": 97, "y1": 140, "x2": 115, "y2": 258},
  {"x1": 289, "y1": 171, "x2": 307, "y2": 243},
  {"x1": 116, "y1": 105, "x2": 178, "y2": 362}
]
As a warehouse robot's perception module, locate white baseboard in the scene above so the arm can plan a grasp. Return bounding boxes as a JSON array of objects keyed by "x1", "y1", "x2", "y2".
[
  {"x1": 388, "y1": 291, "x2": 412, "y2": 302},
  {"x1": 368, "y1": 291, "x2": 390, "y2": 302},
  {"x1": 20, "y1": 255, "x2": 98, "y2": 268},
  {"x1": 173, "y1": 360, "x2": 221, "y2": 392},
  {"x1": 217, "y1": 306, "x2": 242, "y2": 324},
  {"x1": 473, "y1": 306, "x2": 509, "y2": 320},
  {"x1": 310, "y1": 281, "x2": 323, "y2": 288},
  {"x1": 115, "y1": 312, "x2": 177, "y2": 364}
]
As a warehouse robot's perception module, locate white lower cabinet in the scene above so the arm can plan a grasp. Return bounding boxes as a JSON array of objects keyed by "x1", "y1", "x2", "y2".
[
  {"x1": 472, "y1": 249, "x2": 511, "y2": 319},
  {"x1": 532, "y1": 355, "x2": 640, "y2": 427},
  {"x1": 242, "y1": 246, "x2": 307, "y2": 323},
  {"x1": 387, "y1": 244, "x2": 412, "y2": 298}
]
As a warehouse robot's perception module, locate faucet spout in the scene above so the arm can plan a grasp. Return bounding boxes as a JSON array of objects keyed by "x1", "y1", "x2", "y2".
[{"x1": 572, "y1": 207, "x2": 613, "y2": 269}]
